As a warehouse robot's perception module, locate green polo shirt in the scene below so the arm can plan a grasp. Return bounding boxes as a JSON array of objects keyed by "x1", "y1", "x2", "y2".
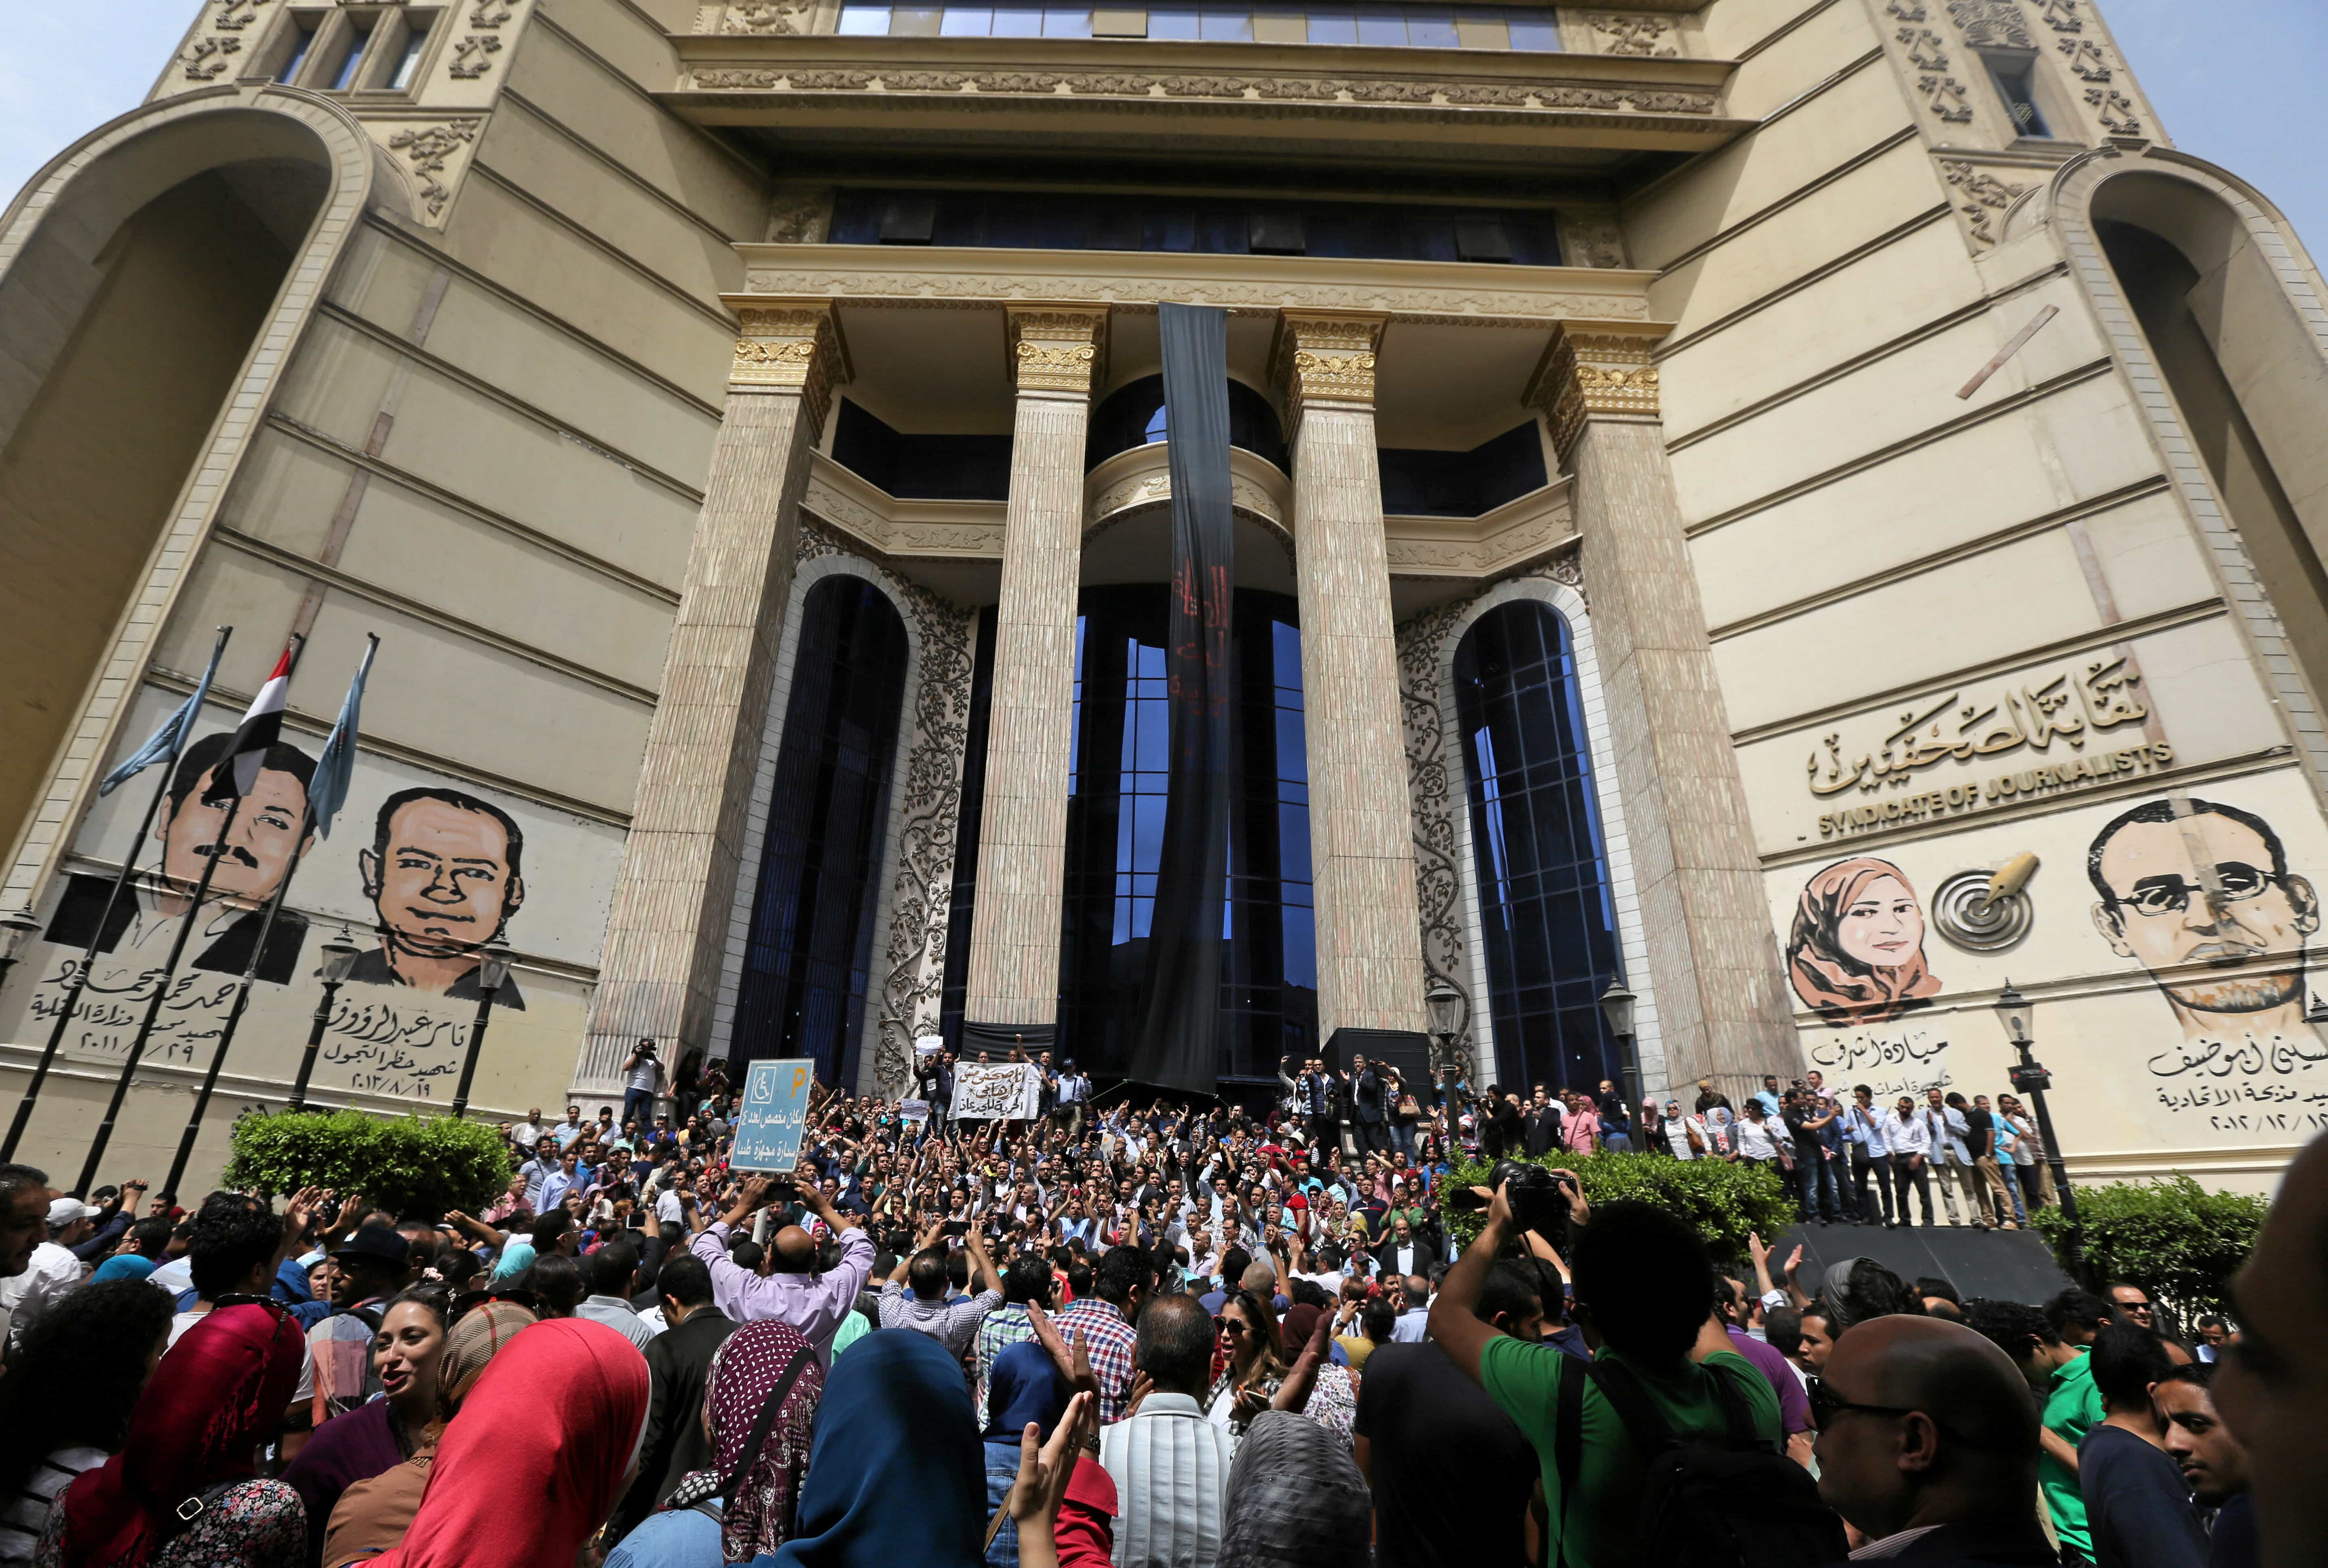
[
  {"x1": 2041, "y1": 1347, "x2": 2104, "y2": 1552},
  {"x1": 1480, "y1": 1337, "x2": 1779, "y2": 1568}
]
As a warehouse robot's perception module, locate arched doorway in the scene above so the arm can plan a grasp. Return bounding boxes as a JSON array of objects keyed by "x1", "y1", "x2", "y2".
[
  {"x1": 0, "y1": 116, "x2": 332, "y2": 857},
  {"x1": 730, "y1": 575, "x2": 911, "y2": 1084},
  {"x1": 1453, "y1": 599, "x2": 1627, "y2": 1093}
]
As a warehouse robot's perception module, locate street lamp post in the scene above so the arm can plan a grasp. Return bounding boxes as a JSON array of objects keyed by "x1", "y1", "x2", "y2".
[
  {"x1": 449, "y1": 949, "x2": 512, "y2": 1119},
  {"x1": 287, "y1": 928, "x2": 365, "y2": 1113},
  {"x1": 1424, "y1": 978, "x2": 1463, "y2": 1116},
  {"x1": 1994, "y1": 980, "x2": 2079, "y2": 1233},
  {"x1": 1600, "y1": 977, "x2": 1640, "y2": 1127}
]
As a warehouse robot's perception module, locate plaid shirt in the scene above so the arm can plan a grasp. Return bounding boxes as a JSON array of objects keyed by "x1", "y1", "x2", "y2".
[
  {"x1": 1054, "y1": 1297, "x2": 1138, "y2": 1424},
  {"x1": 975, "y1": 1301, "x2": 1038, "y2": 1412}
]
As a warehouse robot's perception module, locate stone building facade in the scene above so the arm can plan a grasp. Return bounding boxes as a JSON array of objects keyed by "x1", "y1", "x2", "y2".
[{"x1": 0, "y1": 0, "x2": 2322, "y2": 1192}]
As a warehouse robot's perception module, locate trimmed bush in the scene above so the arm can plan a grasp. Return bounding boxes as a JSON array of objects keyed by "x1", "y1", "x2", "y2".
[
  {"x1": 224, "y1": 1108, "x2": 513, "y2": 1222},
  {"x1": 2029, "y1": 1174, "x2": 2265, "y2": 1321},
  {"x1": 1440, "y1": 1149, "x2": 1798, "y2": 1264}
]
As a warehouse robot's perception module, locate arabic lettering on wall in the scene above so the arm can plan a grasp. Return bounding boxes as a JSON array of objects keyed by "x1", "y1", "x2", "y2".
[
  {"x1": 1808, "y1": 657, "x2": 2151, "y2": 799},
  {"x1": 1802, "y1": 1026, "x2": 1955, "y2": 1102}
]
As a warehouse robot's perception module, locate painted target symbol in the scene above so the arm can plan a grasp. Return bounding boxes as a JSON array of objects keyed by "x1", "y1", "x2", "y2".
[{"x1": 1931, "y1": 869, "x2": 2033, "y2": 953}]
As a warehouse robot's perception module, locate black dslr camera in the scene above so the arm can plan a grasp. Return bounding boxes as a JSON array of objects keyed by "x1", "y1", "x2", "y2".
[{"x1": 1447, "y1": 1159, "x2": 1573, "y2": 1236}]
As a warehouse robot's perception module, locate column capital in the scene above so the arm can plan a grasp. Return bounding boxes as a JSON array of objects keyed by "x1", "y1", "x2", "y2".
[
  {"x1": 1006, "y1": 304, "x2": 1110, "y2": 396},
  {"x1": 1525, "y1": 321, "x2": 1671, "y2": 462},
  {"x1": 1271, "y1": 309, "x2": 1388, "y2": 430},
  {"x1": 727, "y1": 298, "x2": 850, "y2": 427}
]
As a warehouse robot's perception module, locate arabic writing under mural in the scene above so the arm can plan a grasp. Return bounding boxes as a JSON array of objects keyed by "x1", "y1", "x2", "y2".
[
  {"x1": 1808, "y1": 658, "x2": 2149, "y2": 797},
  {"x1": 1803, "y1": 1028, "x2": 1954, "y2": 1100},
  {"x1": 2147, "y1": 1032, "x2": 2328, "y2": 1082}
]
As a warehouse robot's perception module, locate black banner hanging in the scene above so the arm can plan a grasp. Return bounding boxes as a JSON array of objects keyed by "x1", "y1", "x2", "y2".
[{"x1": 1128, "y1": 302, "x2": 1236, "y2": 1097}]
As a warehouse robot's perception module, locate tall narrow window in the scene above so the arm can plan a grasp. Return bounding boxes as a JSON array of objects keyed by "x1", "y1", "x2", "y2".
[
  {"x1": 1454, "y1": 601, "x2": 1626, "y2": 1092},
  {"x1": 276, "y1": 18, "x2": 319, "y2": 82},
  {"x1": 731, "y1": 577, "x2": 910, "y2": 1085},
  {"x1": 1982, "y1": 55, "x2": 2050, "y2": 137},
  {"x1": 322, "y1": 19, "x2": 375, "y2": 90},
  {"x1": 388, "y1": 17, "x2": 433, "y2": 89}
]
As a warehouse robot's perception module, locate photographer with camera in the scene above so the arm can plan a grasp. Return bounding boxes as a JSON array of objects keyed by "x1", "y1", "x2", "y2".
[{"x1": 621, "y1": 1037, "x2": 666, "y2": 1133}]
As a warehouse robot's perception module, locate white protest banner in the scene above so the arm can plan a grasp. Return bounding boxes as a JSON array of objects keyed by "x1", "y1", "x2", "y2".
[{"x1": 950, "y1": 1061, "x2": 1042, "y2": 1121}]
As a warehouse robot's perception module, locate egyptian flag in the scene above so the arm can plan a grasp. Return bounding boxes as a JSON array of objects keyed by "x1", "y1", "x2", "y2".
[{"x1": 225, "y1": 644, "x2": 294, "y2": 798}]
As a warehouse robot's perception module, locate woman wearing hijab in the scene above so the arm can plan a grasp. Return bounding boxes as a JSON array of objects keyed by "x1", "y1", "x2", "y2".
[
  {"x1": 978, "y1": 1341, "x2": 1071, "y2": 1568},
  {"x1": 37, "y1": 1301, "x2": 308, "y2": 1568},
  {"x1": 355, "y1": 1317, "x2": 645, "y2": 1568},
  {"x1": 605, "y1": 1322, "x2": 824, "y2": 1568},
  {"x1": 319, "y1": 1299, "x2": 534, "y2": 1568},
  {"x1": 1786, "y1": 856, "x2": 1943, "y2": 1024},
  {"x1": 771, "y1": 1330, "x2": 986, "y2": 1568},
  {"x1": 283, "y1": 1288, "x2": 449, "y2": 1564},
  {"x1": 1215, "y1": 1412, "x2": 1370, "y2": 1568}
]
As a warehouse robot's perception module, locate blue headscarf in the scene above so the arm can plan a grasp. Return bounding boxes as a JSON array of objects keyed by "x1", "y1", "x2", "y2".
[
  {"x1": 772, "y1": 1329, "x2": 985, "y2": 1568},
  {"x1": 982, "y1": 1339, "x2": 1071, "y2": 1442}
]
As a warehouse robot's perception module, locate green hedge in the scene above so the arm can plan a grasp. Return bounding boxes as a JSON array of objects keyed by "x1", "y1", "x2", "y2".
[
  {"x1": 2030, "y1": 1174, "x2": 2266, "y2": 1321},
  {"x1": 1440, "y1": 1149, "x2": 1798, "y2": 1264},
  {"x1": 224, "y1": 1109, "x2": 513, "y2": 1222}
]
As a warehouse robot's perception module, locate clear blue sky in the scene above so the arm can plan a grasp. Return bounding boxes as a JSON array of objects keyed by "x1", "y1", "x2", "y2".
[{"x1": 1, "y1": 1, "x2": 2321, "y2": 253}]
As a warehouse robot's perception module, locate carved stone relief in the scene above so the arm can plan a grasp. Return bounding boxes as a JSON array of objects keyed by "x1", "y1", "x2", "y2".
[
  {"x1": 1938, "y1": 158, "x2": 2030, "y2": 249},
  {"x1": 1917, "y1": 74, "x2": 1976, "y2": 124},
  {"x1": 1588, "y1": 15, "x2": 1681, "y2": 57},
  {"x1": 768, "y1": 189, "x2": 833, "y2": 244},
  {"x1": 387, "y1": 120, "x2": 484, "y2": 222},
  {"x1": 1946, "y1": 0, "x2": 2031, "y2": 49},
  {"x1": 1560, "y1": 215, "x2": 1627, "y2": 269},
  {"x1": 179, "y1": 36, "x2": 243, "y2": 80},
  {"x1": 214, "y1": 0, "x2": 273, "y2": 30},
  {"x1": 449, "y1": 33, "x2": 505, "y2": 79},
  {"x1": 724, "y1": 0, "x2": 817, "y2": 33},
  {"x1": 793, "y1": 523, "x2": 976, "y2": 1099}
]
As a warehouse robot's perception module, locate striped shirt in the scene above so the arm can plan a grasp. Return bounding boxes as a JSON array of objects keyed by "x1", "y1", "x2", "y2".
[
  {"x1": 1099, "y1": 1393, "x2": 1238, "y2": 1568},
  {"x1": 0, "y1": 1445, "x2": 103, "y2": 1564}
]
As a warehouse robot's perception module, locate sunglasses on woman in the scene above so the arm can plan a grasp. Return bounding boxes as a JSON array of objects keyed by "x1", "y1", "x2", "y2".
[{"x1": 1213, "y1": 1316, "x2": 1248, "y2": 1335}]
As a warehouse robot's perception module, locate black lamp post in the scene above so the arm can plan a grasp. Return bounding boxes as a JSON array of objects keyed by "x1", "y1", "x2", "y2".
[
  {"x1": 1995, "y1": 980, "x2": 2079, "y2": 1231},
  {"x1": 1424, "y1": 978, "x2": 1462, "y2": 1069},
  {"x1": 0, "y1": 906, "x2": 37, "y2": 991},
  {"x1": 287, "y1": 927, "x2": 365, "y2": 1113},
  {"x1": 1600, "y1": 976, "x2": 1641, "y2": 1124},
  {"x1": 449, "y1": 948, "x2": 512, "y2": 1120}
]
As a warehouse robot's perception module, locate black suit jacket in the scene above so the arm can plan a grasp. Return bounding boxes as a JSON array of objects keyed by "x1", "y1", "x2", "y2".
[
  {"x1": 1525, "y1": 1108, "x2": 1564, "y2": 1158},
  {"x1": 46, "y1": 872, "x2": 309, "y2": 986},
  {"x1": 614, "y1": 1305, "x2": 739, "y2": 1535}
]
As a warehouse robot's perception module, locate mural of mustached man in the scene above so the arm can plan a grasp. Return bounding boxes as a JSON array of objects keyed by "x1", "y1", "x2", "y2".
[
  {"x1": 45, "y1": 731, "x2": 317, "y2": 984},
  {"x1": 2089, "y1": 796, "x2": 2322, "y2": 1047},
  {"x1": 346, "y1": 786, "x2": 527, "y2": 1008}
]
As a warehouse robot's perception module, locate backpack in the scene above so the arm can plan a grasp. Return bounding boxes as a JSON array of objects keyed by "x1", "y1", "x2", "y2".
[{"x1": 1552, "y1": 1353, "x2": 1846, "y2": 1568}]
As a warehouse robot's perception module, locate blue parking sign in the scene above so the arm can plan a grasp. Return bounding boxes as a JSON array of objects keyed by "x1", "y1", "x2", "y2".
[{"x1": 731, "y1": 1058, "x2": 815, "y2": 1172}]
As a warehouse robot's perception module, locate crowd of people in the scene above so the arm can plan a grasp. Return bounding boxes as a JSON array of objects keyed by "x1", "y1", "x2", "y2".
[{"x1": 0, "y1": 1039, "x2": 2301, "y2": 1568}]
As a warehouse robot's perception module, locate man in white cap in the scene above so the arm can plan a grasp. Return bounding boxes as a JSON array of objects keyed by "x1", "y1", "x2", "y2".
[{"x1": 0, "y1": 1196, "x2": 95, "y2": 1340}]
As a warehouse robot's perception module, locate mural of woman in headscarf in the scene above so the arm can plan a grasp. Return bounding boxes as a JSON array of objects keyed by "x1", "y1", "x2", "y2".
[{"x1": 1788, "y1": 856, "x2": 1944, "y2": 1024}]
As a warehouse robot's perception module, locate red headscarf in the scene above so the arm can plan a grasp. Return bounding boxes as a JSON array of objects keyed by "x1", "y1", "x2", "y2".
[
  {"x1": 56, "y1": 1302, "x2": 305, "y2": 1568},
  {"x1": 367, "y1": 1317, "x2": 649, "y2": 1568},
  {"x1": 1787, "y1": 856, "x2": 1942, "y2": 1023}
]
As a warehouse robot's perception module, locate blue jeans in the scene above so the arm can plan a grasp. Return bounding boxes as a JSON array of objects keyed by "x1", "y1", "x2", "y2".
[
  {"x1": 983, "y1": 1440, "x2": 1023, "y2": 1566},
  {"x1": 1600, "y1": 1132, "x2": 1632, "y2": 1153},
  {"x1": 1797, "y1": 1155, "x2": 1843, "y2": 1221},
  {"x1": 621, "y1": 1087, "x2": 655, "y2": 1132}
]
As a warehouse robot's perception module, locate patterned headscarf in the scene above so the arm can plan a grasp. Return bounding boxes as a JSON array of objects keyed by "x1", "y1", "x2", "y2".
[
  {"x1": 1217, "y1": 1410, "x2": 1371, "y2": 1568},
  {"x1": 665, "y1": 1321, "x2": 824, "y2": 1564},
  {"x1": 441, "y1": 1300, "x2": 536, "y2": 1410},
  {"x1": 55, "y1": 1302, "x2": 305, "y2": 1568},
  {"x1": 1787, "y1": 856, "x2": 1942, "y2": 1023}
]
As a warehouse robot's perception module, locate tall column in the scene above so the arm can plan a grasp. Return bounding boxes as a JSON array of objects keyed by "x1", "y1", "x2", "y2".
[
  {"x1": 1526, "y1": 324, "x2": 1796, "y2": 1103},
  {"x1": 1274, "y1": 311, "x2": 1428, "y2": 1055},
  {"x1": 582, "y1": 301, "x2": 847, "y2": 1087},
  {"x1": 962, "y1": 306, "x2": 1108, "y2": 1039}
]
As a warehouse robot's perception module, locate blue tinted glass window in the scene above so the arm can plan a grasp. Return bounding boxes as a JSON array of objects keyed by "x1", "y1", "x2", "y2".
[
  {"x1": 1506, "y1": 8, "x2": 1560, "y2": 49},
  {"x1": 732, "y1": 578, "x2": 910, "y2": 1086},
  {"x1": 1200, "y1": 0, "x2": 1255, "y2": 37},
  {"x1": 1355, "y1": 3, "x2": 1407, "y2": 43},
  {"x1": 992, "y1": 2, "x2": 1044, "y2": 34},
  {"x1": 1455, "y1": 601, "x2": 1624, "y2": 1093},
  {"x1": 1148, "y1": 0, "x2": 1202, "y2": 36},
  {"x1": 1305, "y1": 4, "x2": 1357, "y2": 41},
  {"x1": 1044, "y1": 5, "x2": 1095, "y2": 34},
  {"x1": 837, "y1": 3, "x2": 893, "y2": 32},
  {"x1": 1404, "y1": 5, "x2": 1459, "y2": 46},
  {"x1": 941, "y1": 4, "x2": 994, "y2": 32}
]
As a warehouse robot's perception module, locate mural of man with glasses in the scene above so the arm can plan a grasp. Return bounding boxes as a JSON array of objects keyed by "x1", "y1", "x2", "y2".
[{"x1": 2088, "y1": 796, "x2": 2321, "y2": 1043}]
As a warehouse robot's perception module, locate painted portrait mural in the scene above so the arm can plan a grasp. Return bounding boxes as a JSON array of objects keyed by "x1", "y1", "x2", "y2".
[
  {"x1": 0, "y1": 685, "x2": 611, "y2": 1128},
  {"x1": 1786, "y1": 856, "x2": 1953, "y2": 1100}
]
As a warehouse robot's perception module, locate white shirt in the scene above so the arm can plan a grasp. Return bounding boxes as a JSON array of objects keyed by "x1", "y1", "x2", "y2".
[
  {"x1": 147, "y1": 1254, "x2": 195, "y2": 1296},
  {"x1": 511, "y1": 1120, "x2": 546, "y2": 1150},
  {"x1": 1391, "y1": 1307, "x2": 1430, "y2": 1344},
  {"x1": 655, "y1": 1189, "x2": 685, "y2": 1227},
  {"x1": 0, "y1": 1243, "x2": 84, "y2": 1340},
  {"x1": 1099, "y1": 1391, "x2": 1238, "y2": 1568},
  {"x1": 1733, "y1": 1119, "x2": 1782, "y2": 1162},
  {"x1": 626, "y1": 1058, "x2": 664, "y2": 1095},
  {"x1": 1886, "y1": 1109, "x2": 1932, "y2": 1157},
  {"x1": 1844, "y1": 1103, "x2": 1893, "y2": 1157}
]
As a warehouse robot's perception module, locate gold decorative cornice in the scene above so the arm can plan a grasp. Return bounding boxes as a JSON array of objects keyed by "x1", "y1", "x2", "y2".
[
  {"x1": 1272, "y1": 310, "x2": 1388, "y2": 433},
  {"x1": 1525, "y1": 322, "x2": 1671, "y2": 460},
  {"x1": 728, "y1": 299, "x2": 849, "y2": 427},
  {"x1": 1006, "y1": 305, "x2": 1110, "y2": 396}
]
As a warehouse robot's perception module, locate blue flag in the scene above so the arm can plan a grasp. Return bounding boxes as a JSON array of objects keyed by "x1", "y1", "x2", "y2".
[
  {"x1": 96, "y1": 639, "x2": 225, "y2": 796},
  {"x1": 309, "y1": 636, "x2": 379, "y2": 838}
]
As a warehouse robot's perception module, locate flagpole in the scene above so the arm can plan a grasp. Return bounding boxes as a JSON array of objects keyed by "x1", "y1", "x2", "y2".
[
  {"x1": 1, "y1": 627, "x2": 233, "y2": 1163},
  {"x1": 158, "y1": 799, "x2": 313, "y2": 1204},
  {"x1": 76, "y1": 636, "x2": 303, "y2": 1197}
]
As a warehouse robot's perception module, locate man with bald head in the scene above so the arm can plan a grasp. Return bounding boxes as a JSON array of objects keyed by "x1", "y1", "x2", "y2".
[
  {"x1": 1813, "y1": 1315, "x2": 2057, "y2": 1564},
  {"x1": 685, "y1": 1167, "x2": 870, "y2": 1366},
  {"x1": 2216, "y1": 1128, "x2": 2328, "y2": 1568}
]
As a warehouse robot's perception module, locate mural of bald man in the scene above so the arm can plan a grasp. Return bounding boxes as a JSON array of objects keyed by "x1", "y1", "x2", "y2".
[
  {"x1": 346, "y1": 785, "x2": 527, "y2": 1008},
  {"x1": 46, "y1": 729, "x2": 316, "y2": 984}
]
